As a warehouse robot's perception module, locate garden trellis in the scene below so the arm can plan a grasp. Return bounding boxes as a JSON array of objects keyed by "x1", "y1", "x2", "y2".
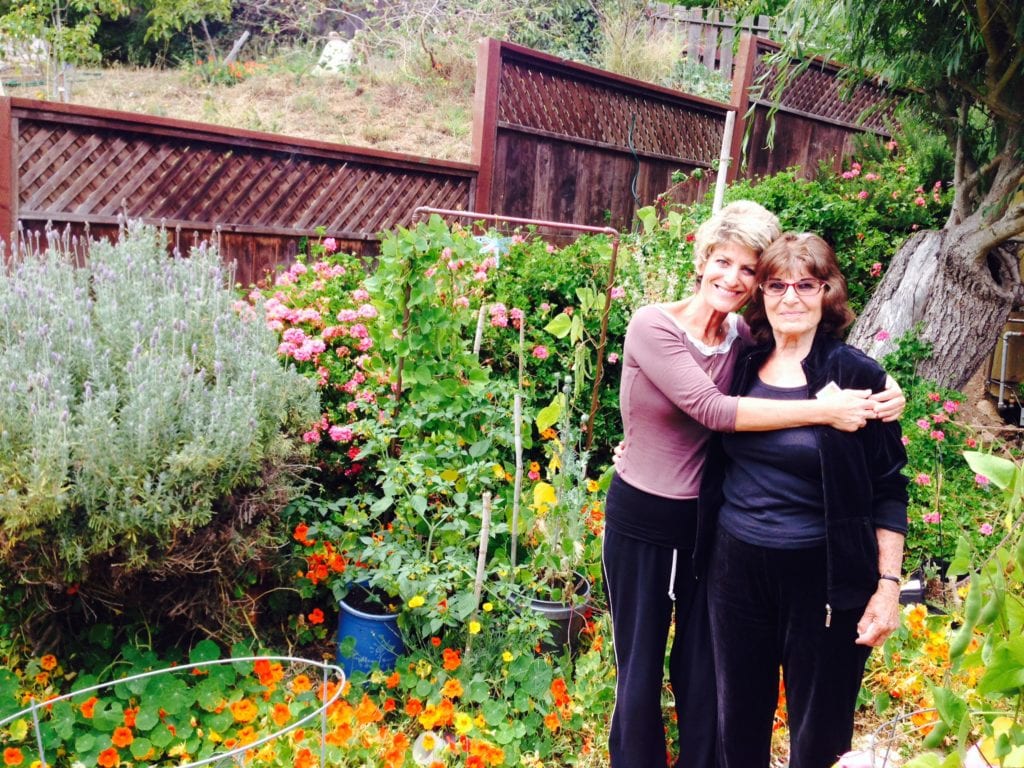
[{"x1": 0, "y1": 657, "x2": 345, "y2": 768}]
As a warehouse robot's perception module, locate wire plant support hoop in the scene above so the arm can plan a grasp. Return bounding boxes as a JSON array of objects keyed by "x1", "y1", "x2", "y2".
[
  {"x1": 0, "y1": 656, "x2": 346, "y2": 768},
  {"x1": 412, "y1": 206, "x2": 621, "y2": 451}
]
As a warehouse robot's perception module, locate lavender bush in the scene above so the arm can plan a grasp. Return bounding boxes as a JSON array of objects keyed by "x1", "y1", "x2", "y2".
[{"x1": 0, "y1": 222, "x2": 318, "y2": 642}]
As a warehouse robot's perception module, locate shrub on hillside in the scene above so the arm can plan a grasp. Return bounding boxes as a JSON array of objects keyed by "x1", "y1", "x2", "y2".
[{"x1": 0, "y1": 222, "x2": 318, "y2": 646}]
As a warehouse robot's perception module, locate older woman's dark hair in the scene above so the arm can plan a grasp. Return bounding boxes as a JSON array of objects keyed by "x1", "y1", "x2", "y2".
[{"x1": 745, "y1": 232, "x2": 856, "y2": 344}]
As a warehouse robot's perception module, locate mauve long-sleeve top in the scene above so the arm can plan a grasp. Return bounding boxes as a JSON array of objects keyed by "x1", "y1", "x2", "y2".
[{"x1": 615, "y1": 304, "x2": 748, "y2": 499}]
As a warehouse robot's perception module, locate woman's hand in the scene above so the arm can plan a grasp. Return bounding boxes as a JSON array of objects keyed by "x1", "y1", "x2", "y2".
[
  {"x1": 871, "y1": 375, "x2": 906, "y2": 422},
  {"x1": 822, "y1": 389, "x2": 875, "y2": 432},
  {"x1": 612, "y1": 440, "x2": 625, "y2": 466},
  {"x1": 854, "y1": 581, "x2": 901, "y2": 647}
]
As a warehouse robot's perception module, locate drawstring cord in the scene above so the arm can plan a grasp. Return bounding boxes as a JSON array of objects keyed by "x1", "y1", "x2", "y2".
[{"x1": 668, "y1": 547, "x2": 678, "y2": 602}]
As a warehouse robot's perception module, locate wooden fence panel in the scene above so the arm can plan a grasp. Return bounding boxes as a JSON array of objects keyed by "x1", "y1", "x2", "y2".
[
  {"x1": 733, "y1": 35, "x2": 898, "y2": 180},
  {"x1": 474, "y1": 39, "x2": 723, "y2": 232},
  {"x1": 3, "y1": 97, "x2": 476, "y2": 282}
]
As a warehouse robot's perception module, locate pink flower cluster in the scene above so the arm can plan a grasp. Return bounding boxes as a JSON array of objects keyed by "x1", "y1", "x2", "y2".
[
  {"x1": 841, "y1": 162, "x2": 862, "y2": 180},
  {"x1": 303, "y1": 415, "x2": 356, "y2": 445},
  {"x1": 278, "y1": 327, "x2": 326, "y2": 362},
  {"x1": 489, "y1": 303, "x2": 525, "y2": 329}
]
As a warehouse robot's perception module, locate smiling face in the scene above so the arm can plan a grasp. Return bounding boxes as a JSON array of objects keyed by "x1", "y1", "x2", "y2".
[
  {"x1": 763, "y1": 269, "x2": 824, "y2": 344},
  {"x1": 698, "y1": 240, "x2": 759, "y2": 313}
]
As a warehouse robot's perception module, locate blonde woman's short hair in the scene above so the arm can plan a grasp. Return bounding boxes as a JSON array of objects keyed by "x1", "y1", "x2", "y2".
[{"x1": 692, "y1": 200, "x2": 781, "y2": 277}]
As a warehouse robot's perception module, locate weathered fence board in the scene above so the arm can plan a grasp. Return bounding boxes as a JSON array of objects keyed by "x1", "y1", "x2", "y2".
[{"x1": 651, "y1": 4, "x2": 771, "y2": 77}]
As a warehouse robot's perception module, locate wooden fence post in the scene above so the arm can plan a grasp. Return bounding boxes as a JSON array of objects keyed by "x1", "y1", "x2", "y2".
[
  {"x1": 0, "y1": 98, "x2": 15, "y2": 247},
  {"x1": 471, "y1": 38, "x2": 501, "y2": 215},
  {"x1": 727, "y1": 32, "x2": 757, "y2": 184}
]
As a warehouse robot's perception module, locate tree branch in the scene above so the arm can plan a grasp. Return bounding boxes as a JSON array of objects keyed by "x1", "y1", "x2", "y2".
[
  {"x1": 989, "y1": 45, "x2": 1023, "y2": 105},
  {"x1": 982, "y1": 204, "x2": 1024, "y2": 249}
]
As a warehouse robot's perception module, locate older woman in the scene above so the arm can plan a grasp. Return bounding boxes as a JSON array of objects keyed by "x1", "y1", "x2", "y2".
[
  {"x1": 605, "y1": 205, "x2": 903, "y2": 768},
  {"x1": 701, "y1": 232, "x2": 909, "y2": 768}
]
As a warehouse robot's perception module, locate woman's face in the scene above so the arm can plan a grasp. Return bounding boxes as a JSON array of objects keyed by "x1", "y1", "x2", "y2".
[
  {"x1": 699, "y1": 241, "x2": 759, "y2": 313},
  {"x1": 763, "y1": 269, "x2": 824, "y2": 341}
]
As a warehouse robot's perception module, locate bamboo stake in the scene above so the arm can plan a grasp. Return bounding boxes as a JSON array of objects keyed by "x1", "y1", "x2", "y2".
[
  {"x1": 464, "y1": 491, "x2": 492, "y2": 660},
  {"x1": 473, "y1": 302, "x2": 487, "y2": 357},
  {"x1": 511, "y1": 320, "x2": 525, "y2": 567}
]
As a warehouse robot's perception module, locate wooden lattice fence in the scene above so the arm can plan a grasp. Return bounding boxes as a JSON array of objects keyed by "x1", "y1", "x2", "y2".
[
  {"x1": 0, "y1": 98, "x2": 476, "y2": 284},
  {"x1": 0, "y1": 33, "x2": 899, "y2": 272},
  {"x1": 472, "y1": 39, "x2": 727, "y2": 232},
  {"x1": 731, "y1": 35, "x2": 900, "y2": 180}
]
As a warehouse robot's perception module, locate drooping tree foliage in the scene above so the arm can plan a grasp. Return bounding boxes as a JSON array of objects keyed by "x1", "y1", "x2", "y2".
[{"x1": 752, "y1": 0, "x2": 1024, "y2": 387}]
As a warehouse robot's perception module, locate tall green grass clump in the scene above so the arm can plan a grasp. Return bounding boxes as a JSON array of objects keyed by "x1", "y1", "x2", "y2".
[{"x1": 0, "y1": 222, "x2": 318, "y2": 646}]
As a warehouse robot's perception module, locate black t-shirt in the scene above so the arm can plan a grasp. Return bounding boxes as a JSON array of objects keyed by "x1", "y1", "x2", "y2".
[{"x1": 717, "y1": 378, "x2": 825, "y2": 549}]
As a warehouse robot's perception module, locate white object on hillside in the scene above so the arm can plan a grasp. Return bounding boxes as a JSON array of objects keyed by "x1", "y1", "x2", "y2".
[
  {"x1": 0, "y1": 35, "x2": 48, "y2": 70},
  {"x1": 311, "y1": 33, "x2": 355, "y2": 76}
]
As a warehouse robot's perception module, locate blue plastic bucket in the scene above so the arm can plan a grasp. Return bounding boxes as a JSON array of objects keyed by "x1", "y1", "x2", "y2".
[{"x1": 336, "y1": 587, "x2": 404, "y2": 677}]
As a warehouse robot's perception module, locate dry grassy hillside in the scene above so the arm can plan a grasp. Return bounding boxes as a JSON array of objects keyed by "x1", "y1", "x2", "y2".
[{"x1": 4, "y1": 56, "x2": 475, "y2": 162}]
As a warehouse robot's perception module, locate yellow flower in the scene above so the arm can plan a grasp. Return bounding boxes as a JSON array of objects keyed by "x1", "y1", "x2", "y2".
[
  {"x1": 586, "y1": 479, "x2": 599, "y2": 493},
  {"x1": 531, "y1": 482, "x2": 557, "y2": 513},
  {"x1": 469, "y1": 621, "x2": 481, "y2": 635},
  {"x1": 482, "y1": 602, "x2": 493, "y2": 612},
  {"x1": 502, "y1": 651, "x2": 513, "y2": 663},
  {"x1": 492, "y1": 464, "x2": 505, "y2": 479},
  {"x1": 416, "y1": 659, "x2": 433, "y2": 678},
  {"x1": 454, "y1": 712, "x2": 474, "y2": 735},
  {"x1": 408, "y1": 595, "x2": 426, "y2": 609}
]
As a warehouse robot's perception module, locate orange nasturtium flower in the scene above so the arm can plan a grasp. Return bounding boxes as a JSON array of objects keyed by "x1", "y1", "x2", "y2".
[
  {"x1": 111, "y1": 727, "x2": 134, "y2": 748},
  {"x1": 308, "y1": 608, "x2": 325, "y2": 625},
  {"x1": 80, "y1": 696, "x2": 99, "y2": 718},
  {"x1": 97, "y1": 748, "x2": 119, "y2": 768},
  {"x1": 442, "y1": 648, "x2": 461, "y2": 671},
  {"x1": 3, "y1": 748, "x2": 24, "y2": 766},
  {"x1": 271, "y1": 703, "x2": 291, "y2": 727},
  {"x1": 39, "y1": 655, "x2": 58, "y2": 672},
  {"x1": 293, "y1": 747, "x2": 316, "y2": 768},
  {"x1": 229, "y1": 698, "x2": 259, "y2": 724},
  {"x1": 290, "y1": 674, "x2": 313, "y2": 695},
  {"x1": 543, "y1": 711, "x2": 560, "y2": 732},
  {"x1": 441, "y1": 678, "x2": 463, "y2": 699},
  {"x1": 354, "y1": 694, "x2": 383, "y2": 725}
]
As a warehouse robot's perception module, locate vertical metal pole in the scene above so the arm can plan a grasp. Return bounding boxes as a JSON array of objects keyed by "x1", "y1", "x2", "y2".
[
  {"x1": 320, "y1": 667, "x2": 328, "y2": 768},
  {"x1": 30, "y1": 698, "x2": 48, "y2": 768}
]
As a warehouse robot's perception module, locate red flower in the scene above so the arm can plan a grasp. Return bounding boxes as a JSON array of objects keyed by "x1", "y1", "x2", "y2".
[
  {"x1": 308, "y1": 608, "x2": 325, "y2": 625},
  {"x1": 430, "y1": 637, "x2": 441, "y2": 647},
  {"x1": 3, "y1": 748, "x2": 24, "y2": 766}
]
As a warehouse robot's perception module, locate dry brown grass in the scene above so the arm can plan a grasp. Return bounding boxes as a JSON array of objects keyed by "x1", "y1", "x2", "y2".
[{"x1": 5, "y1": 53, "x2": 475, "y2": 163}]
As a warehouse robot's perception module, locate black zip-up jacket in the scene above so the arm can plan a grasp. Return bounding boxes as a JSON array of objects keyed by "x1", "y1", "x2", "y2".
[{"x1": 697, "y1": 331, "x2": 909, "y2": 610}]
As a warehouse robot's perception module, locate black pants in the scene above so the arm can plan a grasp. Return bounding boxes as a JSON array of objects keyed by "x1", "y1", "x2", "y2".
[
  {"x1": 602, "y1": 520, "x2": 716, "y2": 768},
  {"x1": 707, "y1": 528, "x2": 872, "y2": 768}
]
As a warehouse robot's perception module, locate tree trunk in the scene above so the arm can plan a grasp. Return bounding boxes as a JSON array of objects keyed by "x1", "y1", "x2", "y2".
[{"x1": 848, "y1": 226, "x2": 1019, "y2": 389}]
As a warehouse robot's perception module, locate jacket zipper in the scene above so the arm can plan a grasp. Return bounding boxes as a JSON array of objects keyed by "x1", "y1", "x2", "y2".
[{"x1": 804, "y1": 356, "x2": 833, "y2": 629}]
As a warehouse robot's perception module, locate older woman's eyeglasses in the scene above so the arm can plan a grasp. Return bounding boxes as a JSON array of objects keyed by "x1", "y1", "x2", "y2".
[{"x1": 759, "y1": 279, "x2": 826, "y2": 296}]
